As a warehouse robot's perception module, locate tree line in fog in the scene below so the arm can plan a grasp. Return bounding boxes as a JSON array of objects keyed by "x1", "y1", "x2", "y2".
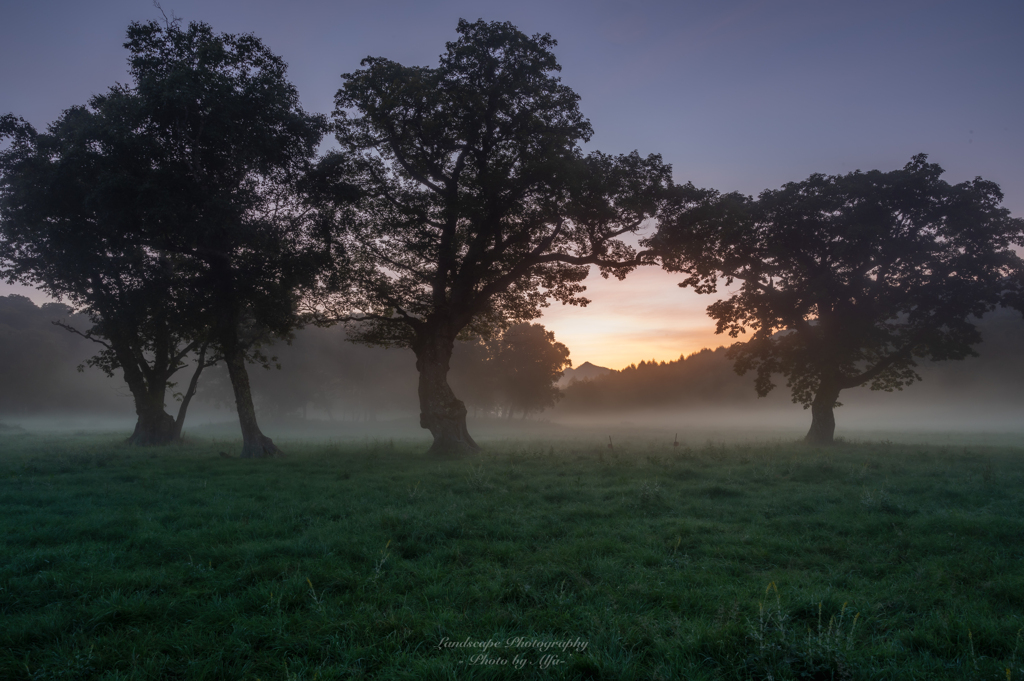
[
  {"x1": 5, "y1": 294, "x2": 1023, "y2": 426},
  {"x1": 2, "y1": 17, "x2": 1022, "y2": 454}
]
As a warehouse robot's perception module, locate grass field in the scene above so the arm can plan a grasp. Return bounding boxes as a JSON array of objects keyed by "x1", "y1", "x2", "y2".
[{"x1": 2, "y1": 430, "x2": 1023, "y2": 680}]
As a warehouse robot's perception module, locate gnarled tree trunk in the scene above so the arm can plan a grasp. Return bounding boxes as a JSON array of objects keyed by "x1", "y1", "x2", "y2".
[
  {"x1": 414, "y1": 331, "x2": 479, "y2": 456},
  {"x1": 126, "y1": 386, "x2": 178, "y2": 446},
  {"x1": 119, "y1": 349, "x2": 178, "y2": 446},
  {"x1": 805, "y1": 381, "x2": 842, "y2": 445},
  {"x1": 224, "y1": 347, "x2": 281, "y2": 458}
]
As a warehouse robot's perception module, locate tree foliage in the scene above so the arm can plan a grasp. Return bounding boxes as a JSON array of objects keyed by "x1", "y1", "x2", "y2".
[
  {"x1": 1, "y1": 18, "x2": 346, "y2": 454},
  {"x1": 0, "y1": 108, "x2": 209, "y2": 444},
  {"x1": 332, "y1": 19, "x2": 672, "y2": 453},
  {"x1": 121, "y1": 19, "x2": 344, "y2": 456},
  {"x1": 648, "y1": 155, "x2": 1024, "y2": 443}
]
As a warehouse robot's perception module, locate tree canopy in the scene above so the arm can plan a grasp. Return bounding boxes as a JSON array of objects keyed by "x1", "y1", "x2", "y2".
[
  {"x1": 120, "y1": 19, "x2": 345, "y2": 456},
  {"x1": 332, "y1": 18, "x2": 672, "y2": 453},
  {"x1": 0, "y1": 108, "x2": 210, "y2": 444},
  {"x1": 1, "y1": 19, "x2": 347, "y2": 455},
  {"x1": 648, "y1": 155, "x2": 1024, "y2": 443}
]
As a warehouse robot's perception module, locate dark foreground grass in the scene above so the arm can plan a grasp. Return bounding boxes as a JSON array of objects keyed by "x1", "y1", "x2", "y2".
[{"x1": 2, "y1": 432, "x2": 1024, "y2": 680}]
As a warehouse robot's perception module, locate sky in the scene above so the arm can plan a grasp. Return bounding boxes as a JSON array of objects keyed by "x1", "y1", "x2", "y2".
[{"x1": 2, "y1": 0, "x2": 1022, "y2": 369}]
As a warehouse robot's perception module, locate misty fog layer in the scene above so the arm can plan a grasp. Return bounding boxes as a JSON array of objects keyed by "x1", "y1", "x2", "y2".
[{"x1": 2, "y1": 294, "x2": 1022, "y2": 439}]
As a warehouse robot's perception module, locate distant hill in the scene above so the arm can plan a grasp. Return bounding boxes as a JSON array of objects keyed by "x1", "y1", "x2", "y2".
[{"x1": 558, "y1": 361, "x2": 612, "y2": 386}]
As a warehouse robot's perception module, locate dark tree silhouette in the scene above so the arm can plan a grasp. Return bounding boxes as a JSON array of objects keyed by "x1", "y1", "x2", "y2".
[
  {"x1": 118, "y1": 19, "x2": 345, "y2": 457},
  {"x1": 1005, "y1": 252, "x2": 1024, "y2": 322},
  {"x1": 332, "y1": 19, "x2": 671, "y2": 454},
  {"x1": 2, "y1": 19, "x2": 345, "y2": 455},
  {"x1": 0, "y1": 112, "x2": 210, "y2": 444},
  {"x1": 449, "y1": 323, "x2": 570, "y2": 417},
  {"x1": 648, "y1": 155, "x2": 1024, "y2": 444},
  {"x1": 490, "y1": 323, "x2": 571, "y2": 417}
]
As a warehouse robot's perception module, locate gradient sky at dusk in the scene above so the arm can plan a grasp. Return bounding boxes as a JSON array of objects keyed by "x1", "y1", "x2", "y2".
[{"x1": 2, "y1": 0, "x2": 1021, "y2": 368}]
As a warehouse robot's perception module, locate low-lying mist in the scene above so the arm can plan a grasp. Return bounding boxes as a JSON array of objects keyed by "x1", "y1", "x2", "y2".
[{"x1": 2, "y1": 294, "x2": 1022, "y2": 447}]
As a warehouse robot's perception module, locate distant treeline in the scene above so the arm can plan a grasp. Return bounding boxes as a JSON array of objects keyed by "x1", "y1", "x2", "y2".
[
  {"x1": 0, "y1": 295, "x2": 129, "y2": 414},
  {"x1": 557, "y1": 347, "x2": 757, "y2": 412},
  {"x1": 6, "y1": 293, "x2": 1022, "y2": 423},
  {"x1": 555, "y1": 308, "x2": 1024, "y2": 413}
]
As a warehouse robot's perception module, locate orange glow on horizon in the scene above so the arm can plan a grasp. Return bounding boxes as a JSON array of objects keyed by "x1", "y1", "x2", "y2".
[
  {"x1": 4, "y1": 270, "x2": 733, "y2": 372},
  {"x1": 538, "y1": 266, "x2": 735, "y2": 371}
]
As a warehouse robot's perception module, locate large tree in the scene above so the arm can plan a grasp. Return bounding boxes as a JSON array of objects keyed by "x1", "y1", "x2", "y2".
[
  {"x1": 648, "y1": 155, "x2": 1024, "y2": 444},
  {"x1": 332, "y1": 19, "x2": 671, "y2": 454},
  {"x1": 0, "y1": 111, "x2": 210, "y2": 444},
  {"x1": 1, "y1": 19, "x2": 344, "y2": 456},
  {"x1": 119, "y1": 19, "x2": 345, "y2": 457}
]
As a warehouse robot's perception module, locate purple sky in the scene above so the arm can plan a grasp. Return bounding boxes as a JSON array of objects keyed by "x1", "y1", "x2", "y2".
[{"x1": 2, "y1": 0, "x2": 1022, "y2": 368}]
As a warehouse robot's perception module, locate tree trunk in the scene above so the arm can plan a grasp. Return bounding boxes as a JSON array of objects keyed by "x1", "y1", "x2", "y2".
[
  {"x1": 172, "y1": 342, "x2": 208, "y2": 441},
  {"x1": 224, "y1": 347, "x2": 282, "y2": 458},
  {"x1": 118, "y1": 351, "x2": 178, "y2": 446},
  {"x1": 414, "y1": 332, "x2": 479, "y2": 456},
  {"x1": 805, "y1": 382, "x2": 842, "y2": 445},
  {"x1": 127, "y1": 391, "x2": 178, "y2": 446}
]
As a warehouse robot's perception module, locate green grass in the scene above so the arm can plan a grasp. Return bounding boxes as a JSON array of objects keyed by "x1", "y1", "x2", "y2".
[{"x1": 2, "y1": 431, "x2": 1024, "y2": 680}]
